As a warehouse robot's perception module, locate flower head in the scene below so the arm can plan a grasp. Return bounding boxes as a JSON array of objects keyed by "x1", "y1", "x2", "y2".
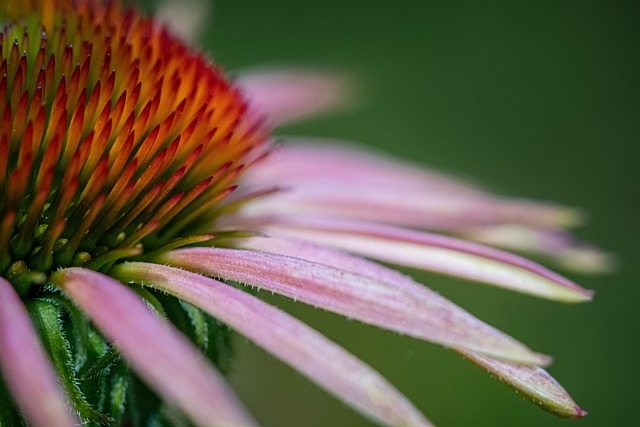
[{"x1": 0, "y1": 1, "x2": 607, "y2": 426}]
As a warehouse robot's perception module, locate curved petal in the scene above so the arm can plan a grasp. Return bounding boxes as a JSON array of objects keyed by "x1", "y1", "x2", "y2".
[
  {"x1": 112, "y1": 262, "x2": 433, "y2": 427},
  {"x1": 242, "y1": 140, "x2": 485, "y2": 195},
  {"x1": 461, "y1": 351, "x2": 587, "y2": 418},
  {"x1": 458, "y1": 225, "x2": 615, "y2": 274},
  {"x1": 221, "y1": 215, "x2": 592, "y2": 302},
  {"x1": 157, "y1": 247, "x2": 550, "y2": 366},
  {"x1": 0, "y1": 278, "x2": 78, "y2": 427},
  {"x1": 232, "y1": 234, "x2": 420, "y2": 285},
  {"x1": 52, "y1": 268, "x2": 257, "y2": 427},
  {"x1": 235, "y1": 181, "x2": 578, "y2": 230},
  {"x1": 237, "y1": 70, "x2": 349, "y2": 126},
  {"x1": 239, "y1": 141, "x2": 583, "y2": 229},
  {"x1": 232, "y1": 236, "x2": 586, "y2": 417}
]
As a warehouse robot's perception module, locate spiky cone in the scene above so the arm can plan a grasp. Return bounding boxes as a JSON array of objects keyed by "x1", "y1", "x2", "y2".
[
  {"x1": 0, "y1": 0, "x2": 267, "y2": 277},
  {"x1": 0, "y1": 0, "x2": 265, "y2": 424},
  {"x1": 0, "y1": 0, "x2": 596, "y2": 426}
]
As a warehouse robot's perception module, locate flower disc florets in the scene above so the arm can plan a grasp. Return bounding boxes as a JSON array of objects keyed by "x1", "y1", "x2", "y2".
[{"x1": 0, "y1": 0, "x2": 268, "y2": 293}]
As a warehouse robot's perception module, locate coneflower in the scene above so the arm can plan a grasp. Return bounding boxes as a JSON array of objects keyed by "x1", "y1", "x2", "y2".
[{"x1": 0, "y1": 1, "x2": 606, "y2": 426}]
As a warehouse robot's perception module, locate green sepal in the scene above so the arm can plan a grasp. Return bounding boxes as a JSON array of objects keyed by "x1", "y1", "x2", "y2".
[
  {"x1": 207, "y1": 317, "x2": 234, "y2": 376},
  {"x1": 27, "y1": 299, "x2": 111, "y2": 424},
  {"x1": 108, "y1": 361, "x2": 129, "y2": 425},
  {"x1": 130, "y1": 285, "x2": 167, "y2": 319},
  {"x1": 156, "y1": 292, "x2": 233, "y2": 374},
  {"x1": 154, "y1": 293, "x2": 209, "y2": 352},
  {"x1": 80, "y1": 345, "x2": 121, "y2": 381},
  {"x1": 126, "y1": 375, "x2": 164, "y2": 427},
  {"x1": 40, "y1": 294, "x2": 91, "y2": 370},
  {"x1": 154, "y1": 293, "x2": 186, "y2": 327},
  {"x1": 179, "y1": 300, "x2": 209, "y2": 351}
]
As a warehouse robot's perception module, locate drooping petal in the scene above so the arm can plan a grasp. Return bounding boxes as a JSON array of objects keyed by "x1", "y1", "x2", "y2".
[
  {"x1": 241, "y1": 140, "x2": 485, "y2": 195},
  {"x1": 458, "y1": 225, "x2": 615, "y2": 274},
  {"x1": 112, "y1": 262, "x2": 434, "y2": 427},
  {"x1": 237, "y1": 70, "x2": 349, "y2": 125},
  {"x1": 0, "y1": 278, "x2": 78, "y2": 427},
  {"x1": 232, "y1": 236, "x2": 586, "y2": 416},
  {"x1": 158, "y1": 247, "x2": 550, "y2": 366},
  {"x1": 52, "y1": 268, "x2": 257, "y2": 427},
  {"x1": 232, "y1": 234, "x2": 420, "y2": 285},
  {"x1": 238, "y1": 141, "x2": 583, "y2": 229},
  {"x1": 461, "y1": 351, "x2": 587, "y2": 418},
  {"x1": 234, "y1": 180, "x2": 580, "y2": 230},
  {"x1": 221, "y1": 215, "x2": 592, "y2": 302}
]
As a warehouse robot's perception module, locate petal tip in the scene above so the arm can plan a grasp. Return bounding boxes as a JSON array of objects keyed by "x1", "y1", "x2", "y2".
[
  {"x1": 543, "y1": 402, "x2": 588, "y2": 419},
  {"x1": 563, "y1": 287, "x2": 594, "y2": 303},
  {"x1": 574, "y1": 406, "x2": 588, "y2": 418},
  {"x1": 558, "y1": 207, "x2": 587, "y2": 228},
  {"x1": 237, "y1": 67, "x2": 354, "y2": 126},
  {"x1": 582, "y1": 289, "x2": 595, "y2": 301},
  {"x1": 535, "y1": 353, "x2": 554, "y2": 368}
]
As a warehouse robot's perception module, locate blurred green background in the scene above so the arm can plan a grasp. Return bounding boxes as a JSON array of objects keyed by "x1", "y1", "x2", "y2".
[{"x1": 149, "y1": 1, "x2": 638, "y2": 425}]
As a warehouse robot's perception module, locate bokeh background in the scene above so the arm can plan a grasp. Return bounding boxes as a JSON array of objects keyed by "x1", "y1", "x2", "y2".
[{"x1": 146, "y1": 1, "x2": 638, "y2": 425}]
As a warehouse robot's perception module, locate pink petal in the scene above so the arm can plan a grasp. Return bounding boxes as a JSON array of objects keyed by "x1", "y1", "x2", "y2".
[
  {"x1": 52, "y1": 268, "x2": 257, "y2": 427},
  {"x1": 223, "y1": 215, "x2": 592, "y2": 302},
  {"x1": 236, "y1": 236, "x2": 587, "y2": 416},
  {"x1": 235, "y1": 180, "x2": 578, "y2": 230},
  {"x1": 158, "y1": 247, "x2": 550, "y2": 366},
  {"x1": 242, "y1": 141, "x2": 484, "y2": 195},
  {"x1": 154, "y1": 0, "x2": 211, "y2": 42},
  {"x1": 461, "y1": 351, "x2": 587, "y2": 418},
  {"x1": 239, "y1": 141, "x2": 583, "y2": 229},
  {"x1": 0, "y1": 278, "x2": 78, "y2": 427},
  {"x1": 233, "y1": 234, "x2": 418, "y2": 284},
  {"x1": 237, "y1": 70, "x2": 349, "y2": 126},
  {"x1": 458, "y1": 225, "x2": 615, "y2": 274},
  {"x1": 112, "y1": 262, "x2": 433, "y2": 427}
]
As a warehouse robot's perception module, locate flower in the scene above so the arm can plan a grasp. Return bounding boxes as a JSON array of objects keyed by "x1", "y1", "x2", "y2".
[{"x1": 0, "y1": 1, "x2": 608, "y2": 426}]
